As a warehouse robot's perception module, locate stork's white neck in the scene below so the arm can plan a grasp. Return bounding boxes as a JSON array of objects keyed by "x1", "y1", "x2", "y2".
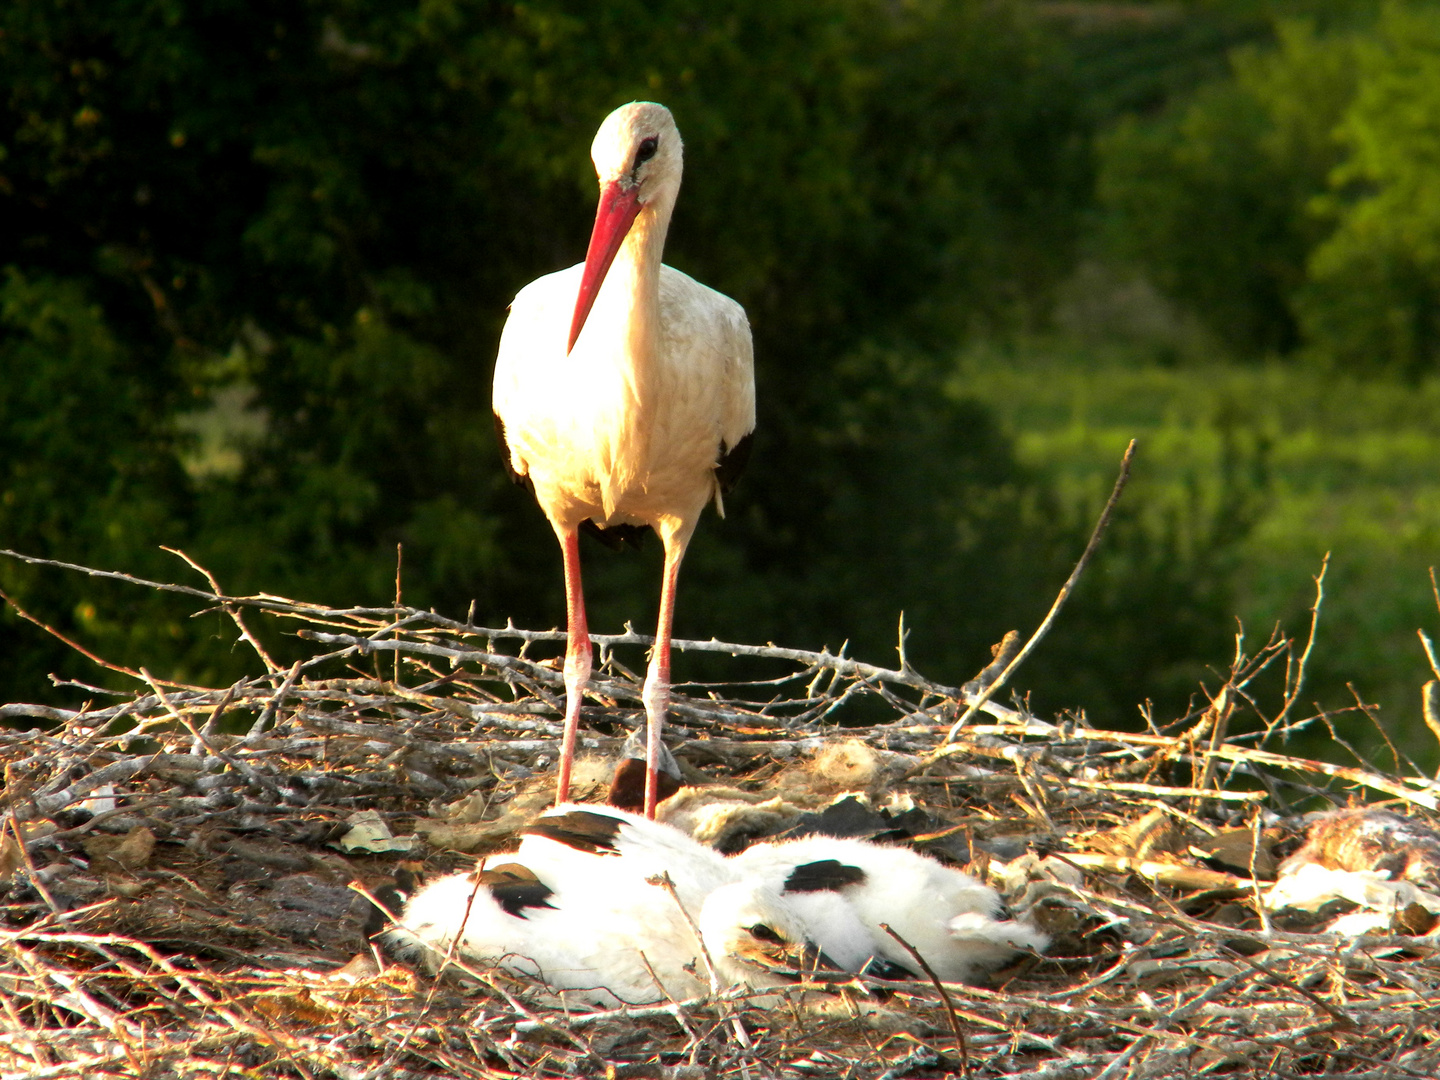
[{"x1": 595, "y1": 190, "x2": 676, "y2": 366}]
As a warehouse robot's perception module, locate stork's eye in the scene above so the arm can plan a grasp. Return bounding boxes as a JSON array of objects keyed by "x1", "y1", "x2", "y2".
[
  {"x1": 635, "y1": 137, "x2": 659, "y2": 166},
  {"x1": 745, "y1": 923, "x2": 784, "y2": 944}
]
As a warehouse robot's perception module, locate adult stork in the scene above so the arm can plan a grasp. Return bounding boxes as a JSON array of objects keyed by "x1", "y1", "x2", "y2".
[{"x1": 492, "y1": 101, "x2": 755, "y2": 819}]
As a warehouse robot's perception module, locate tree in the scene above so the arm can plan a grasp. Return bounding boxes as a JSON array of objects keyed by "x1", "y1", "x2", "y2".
[
  {"x1": 0, "y1": 1, "x2": 1097, "y2": 706},
  {"x1": 1096, "y1": 17, "x2": 1360, "y2": 356},
  {"x1": 1299, "y1": 2, "x2": 1440, "y2": 377}
]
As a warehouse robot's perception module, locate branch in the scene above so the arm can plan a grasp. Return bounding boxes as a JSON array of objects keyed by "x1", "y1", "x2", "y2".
[{"x1": 943, "y1": 438, "x2": 1136, "y2": 742}]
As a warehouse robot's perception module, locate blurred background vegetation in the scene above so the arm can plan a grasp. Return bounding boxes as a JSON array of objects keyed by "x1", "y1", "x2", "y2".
[{"x1": 3, "y1": 0, "x2": 1439, "y2": 758}]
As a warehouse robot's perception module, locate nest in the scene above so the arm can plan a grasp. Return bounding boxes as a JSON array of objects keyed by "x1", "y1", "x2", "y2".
[{"x1": 3, "y1": 548, "x2": 1440, "y2": 1079}]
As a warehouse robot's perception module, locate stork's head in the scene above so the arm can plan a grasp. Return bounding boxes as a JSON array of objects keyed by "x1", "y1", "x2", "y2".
[
  {"x1": 569, "y1": 101, "x2": 684, "y2": 352},
  {"x1": 591, "y1": 101, "x2": 683, "y2": 196},
  {"x1": 698, "y1": 882, "x2": 837, "y2": 989}
]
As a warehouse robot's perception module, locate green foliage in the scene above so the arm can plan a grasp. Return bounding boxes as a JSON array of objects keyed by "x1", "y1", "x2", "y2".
[
  {"x1": 1097, "y1": 18, "x2": 1360, "y2": 355},
  {"x1": 1095, "y1": 1, "x2": 1440, "y2": 377},
  {"x1": 1299, "y1": 3, "x2": 1440, "y2": 376},
  {"x1": 0, "y1": 0, "x2": 1112, "y2": 714},
  {"x1": 961, "y1": 340, "x2": 1440, "y2": 754},
  {"x1": 0, "y1": 269, "x2": 218, "y2": 691}
]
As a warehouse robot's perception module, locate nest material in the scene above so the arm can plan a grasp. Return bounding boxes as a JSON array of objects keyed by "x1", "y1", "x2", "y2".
[{"x1": 2, "y1": 552, "x2": 1440, "y2": 1077}]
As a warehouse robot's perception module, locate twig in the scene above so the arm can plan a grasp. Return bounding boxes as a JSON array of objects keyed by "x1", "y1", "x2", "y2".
[
  {"x1": 1420, "y1": 630, "x2": 1440, "y2": 683},
  {"x1": 247, "y1": 661, "x2": 302, "y2": 740},
  {"x1": 943, "y1": 438, "x2": 1135, "y2": 742},
  {"x1": 1273, "y1": 553, "x2": 1327, "y2": 732},
  {"x1": 394, "y1": 542, "x2": 404, "y2": 686},
  {"x1": 1062, "y1": 778, "x2": 1265, "y2": 803},
  {"x1": 139, "y1": 667, "x2": 278, "y2": 796},
  {"x1": 6, "y1": 813, "x2": 61, "y2": 914},
  {"x1": 0, "y1": 588, "x2": 150, "y2": 687},
  {"x1": 1424, "y1": 683, "x2": 1440, "y2": 769},
  {"x1": 163, "y1": 546, "x2": 280, "y2": 674},
  {"x1": 879, "y1": 922, "x2": 969, "y2": 1079},
  {"x1": 1193, "y1": 681, "x2": 1237, "y2": 809},
  {"x1": 649, "y1": 872, "x2": 755, "y2": 1055}
]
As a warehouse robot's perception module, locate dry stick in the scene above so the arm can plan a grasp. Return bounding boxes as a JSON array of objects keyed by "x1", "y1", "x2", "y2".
[
  {"x1": 1272, "y1": 553, "x2": 1328, "y2": 734},
  {"x1": 2, "y1": 544, "x2": 1032, "y2": 725},
  {"x1": 163, "y1": 546, "x2": 280, "y2": 674},
  {"x1": 633, "y1": 950, "x2": 705, "y2": 1053},
  {"x1": 1088, "y1": 1036, "x2": 1148, "y2": 1080},
  {"x1": 649, "y1": 872, "x2": 757, "y2": 1058},
  {"x1": 1349, "y1": 680, "x2": 1412, "y2": 776},
  {"x1": 6, "y1": 813, "x2": 61, "y2": 914},
  {"x1": 879, "y1": 923, "x2": 968, "y2": 1080},
  {"x1": 1248, "y1": 806, "x2": 1272, "y2": 936},
  {"x1": 1424, "y1": 683, "x2": 1440, "y2": 772},
  {"x1": 379, "y1": 864, "x2": 495, "y2": 1073},
  {"x1": 1076, "y1": 882, "x2": 1360, "y2": 1031},
  {"x1": 943, "y1": 438, "x2": 1136, "y2": 743},
  {"x1": 127, "y1": 943, "x2": 319, "y2": 1080},
  {"x1": 1212, "y1": 939, "x2": 1356, "y2": 1032},
  {"x1": 971, "y1": 630, "x2": 1022, "y2": 692},
  {"x1": 246, "y1": 661, "x2": 302, "y2": 740},
  {"x1": 1203, "y1": 743, "x2": 1440, "y2": 810},
  {"x1": 1420, "y1": 629, "x2": 1440, "y2": 683},
  {"x1": 139, "y1": 667, "x2": 275, "y2": 795},
  {"x1": 1193, "y1": 682, "x2": 1237, "y2": 813},
  {"x1": 197, "y1": 680, "x2": 240, "y2": 742},
  {"x1": 0, "y1": 548, "x2": 226, "y2": 604},
  {"x1": 509, "y1": 987, "x2": 760, "y2": 1033},
  {"x1": 17, "y1": 944, "x2": 139, "y2": 1039},
  {"x1": 394, "y1": 542, "x2": 403, "y2": 685},
  {"x1": 0, "y1": 587, "x2": 150, "y2": 687},
  {"x1": 29, "y1": 753, "x2": 166, "y2": 818}
]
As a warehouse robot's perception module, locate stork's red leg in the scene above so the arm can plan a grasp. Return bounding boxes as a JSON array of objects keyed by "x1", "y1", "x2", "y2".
[
  {"x1": 555, "y1": 527, "x2": 591, "y2": 806},
  {"x1": 643, "y1": 542, "x2": 685, "y2": 819}
]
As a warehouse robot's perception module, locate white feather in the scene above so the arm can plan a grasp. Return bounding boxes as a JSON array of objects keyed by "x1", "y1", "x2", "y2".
[
  {"x1": 731, "y1": 835, "x2": 1049, "y2": 982},
  {"x1": 385, "y1": 863, "x2": 835, "y2": 1008}
]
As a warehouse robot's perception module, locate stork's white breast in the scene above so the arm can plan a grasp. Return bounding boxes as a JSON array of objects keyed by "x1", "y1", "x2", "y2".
[{"x1": 492, "y1": 262, "x2": 755, "y2": 533}]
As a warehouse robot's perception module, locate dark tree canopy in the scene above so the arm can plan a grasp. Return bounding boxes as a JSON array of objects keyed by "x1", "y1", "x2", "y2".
[{"x1": 11, "y1": 0, "x2": 1369, "y2": 726}]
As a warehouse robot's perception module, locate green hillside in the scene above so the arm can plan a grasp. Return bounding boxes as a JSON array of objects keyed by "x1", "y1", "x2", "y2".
[{"x1": 960, "y1": 339, "x2": 1440, "y2": 758}]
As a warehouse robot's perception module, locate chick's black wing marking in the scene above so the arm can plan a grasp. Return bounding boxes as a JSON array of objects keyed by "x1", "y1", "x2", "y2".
[
  {"x1": 523, "y1": 810, "x2": 625, "y2": 856},
  {"x1": 782, "y1": 859, "x2": 868, "y2": 894},
  {"x1": 479, "y1": 862, "x2": 557, "y2": 918}
]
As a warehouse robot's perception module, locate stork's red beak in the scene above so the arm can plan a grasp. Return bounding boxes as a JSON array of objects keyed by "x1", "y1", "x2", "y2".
[{"x1": 569, "y1": 180, "x2": 644, "y2": 353}]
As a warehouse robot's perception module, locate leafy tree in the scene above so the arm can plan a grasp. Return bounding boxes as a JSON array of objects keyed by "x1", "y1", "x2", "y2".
[
  {"x1": 1299, "y1": 2, "x2": 1440, "y2": 377},
  {"x1": 0, "y1": 269, "x2": 208, "y2": 689},
  {"x1": 1096, "y1": 17, "x2": 1360, "y2": 355},
  {"x1": 0, "y1": 0, "x2": 1103, "y2": 707}
]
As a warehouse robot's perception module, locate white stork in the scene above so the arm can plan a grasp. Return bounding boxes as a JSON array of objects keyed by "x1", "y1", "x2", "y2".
[
  {"x1": 517, "y1": 804, "x2": 911, "y2": 980},
  {"x1": 383, "y1": 858, "x2": 836, "y2": 1008},
  {"x1": 492, "y1": 101, "x2": 756, "y2": 820},
  {"x1": 731, "y1": 835, "x2": 1051, "y2": 983}
]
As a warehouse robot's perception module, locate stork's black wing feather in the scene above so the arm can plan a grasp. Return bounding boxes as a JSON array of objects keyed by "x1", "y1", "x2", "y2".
[
  {"x1": 782, "y1": 859, "x2": 868, "y2": 894},
  {"x1": 580, "y1": 519, "x2": 650, "y2": 550},
  {"x1": 715, "y1": 431, "x2": 754, "y2": 494},
  {"x1": 493, "y1": 412, "x2": 524, "y2": 486}
]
